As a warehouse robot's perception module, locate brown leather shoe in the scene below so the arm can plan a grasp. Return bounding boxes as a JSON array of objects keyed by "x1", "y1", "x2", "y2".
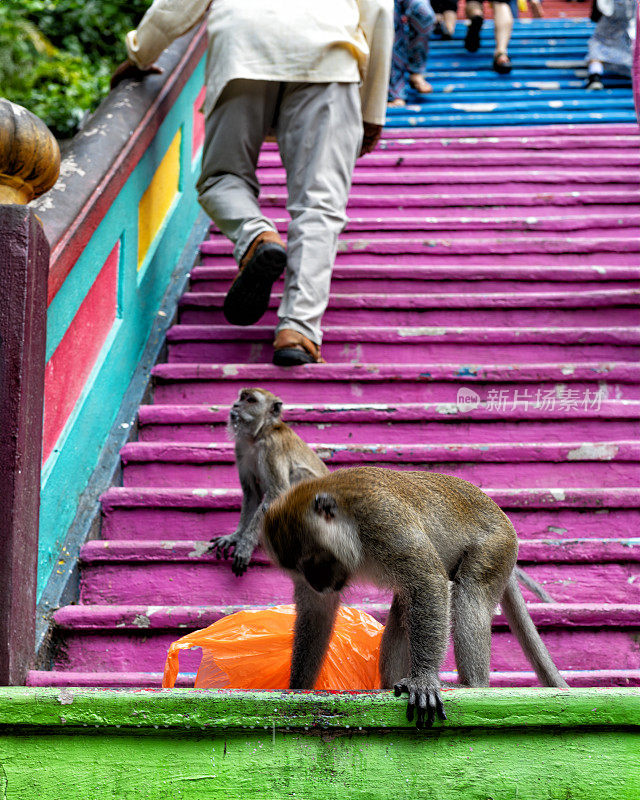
[
  {"x1": 273, "y1": 329, "x2": 324, "y2": 366},
  {"x1": 223, "y1": 231, "x2": 286, "y2": 326}
]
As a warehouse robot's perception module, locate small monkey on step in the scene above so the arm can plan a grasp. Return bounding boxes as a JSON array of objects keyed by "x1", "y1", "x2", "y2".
[
  {"x1": 263, "y1": 466, "x2": 568, "y2": 727},
  {"x1": 209, "y1": 388, "x2": 329, "y2": 575}
]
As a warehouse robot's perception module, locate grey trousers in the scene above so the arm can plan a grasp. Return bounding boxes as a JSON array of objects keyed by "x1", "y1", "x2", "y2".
[{"x1": 197, "y1": 80, "x2": 363, "y2": 345}]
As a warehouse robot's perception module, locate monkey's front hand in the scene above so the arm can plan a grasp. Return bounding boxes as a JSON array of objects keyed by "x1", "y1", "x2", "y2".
[
  {"x1": 231, "y1": 547, "x2": 252, "y2": 578},
  {"x1": 207, "y1": 533, "x2": 238, "y2": 560},
  {"x1": 394, "y1": 678, "x2": 447, "y2": 728}
]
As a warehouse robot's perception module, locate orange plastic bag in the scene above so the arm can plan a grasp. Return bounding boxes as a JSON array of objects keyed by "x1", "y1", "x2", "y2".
[{"x1": 162, "y1": 605, "x2": 384, "y2": 691}]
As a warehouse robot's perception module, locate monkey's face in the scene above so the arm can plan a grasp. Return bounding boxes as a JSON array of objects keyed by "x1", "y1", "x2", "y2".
[
  {"x1": 298, "y1": 551, "x2": 349, "y2": 594},
  {"x1": 228, "y1": 388, "x2": 283, "y2": 438}
]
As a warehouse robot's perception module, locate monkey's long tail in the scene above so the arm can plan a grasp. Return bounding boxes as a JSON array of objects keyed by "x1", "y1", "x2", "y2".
[
  {"x1": 515, "y1": 566, "x2": 553, "y2": 603},
  {"x1": 501, "y1": 574, "x2": 569, "y2": 688}
]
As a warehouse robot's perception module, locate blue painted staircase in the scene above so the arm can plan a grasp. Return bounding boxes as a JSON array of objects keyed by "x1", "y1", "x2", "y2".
[{"x1": 388, "y1": 18, "x2": 635, "y2": 127}]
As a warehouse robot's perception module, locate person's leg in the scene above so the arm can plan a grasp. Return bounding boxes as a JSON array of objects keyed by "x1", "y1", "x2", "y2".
[
  {"x1": 198, "y1": 80, "x2": 289, "y2": 326},
  {"x1": 275, "y1": 82, "x2": 362, "y2": 352},
  {"x1": 464, "y1": 0, "x2": 484, "y2": 52},
  {"x1": 404, "y1": 0, "x2": 436, "y2": 93},
  {"x1": 587, "y1": 58, "x2": 604, "y2": 75},
  {"x1": 388, "y1": 50, "x2": 408, "y2": 104},
  {"x1": 465, "y1": 0, "x2": 483, "y2": 21},
  {"x1": 197, "y1": 79, "x2": 280, "y2": 265},
  {"x1": 586, "y1": 58, "x2": 604, "y2": 89},
  {"x1": 431, "y1": 0, "x2": 445, "y2": 36},
  {"x1": 492, "y1": 0, "x2": 514, "y2": 70},
  {"x1": 442, "y1": 8, "x2": 457, "y2": 35},
  {"x1": 389, "y1": 0, "x2": 409, "y2": 104},
  {"x1": 529, "y1": 0, "x2": 544, "y2": 17}
]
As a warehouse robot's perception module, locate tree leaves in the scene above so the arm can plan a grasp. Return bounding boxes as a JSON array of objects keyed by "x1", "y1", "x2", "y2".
[{"x1": 1, "y1": 0, "x2": 151, "y2": 138}]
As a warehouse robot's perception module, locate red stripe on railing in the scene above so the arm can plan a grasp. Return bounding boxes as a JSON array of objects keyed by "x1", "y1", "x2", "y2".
[
  {"x1": 43, "y1": 241, "x2": 119, "y2": 463},
  {"x1": 192, "y1": 85, "x2": 207, "y2": 159}
]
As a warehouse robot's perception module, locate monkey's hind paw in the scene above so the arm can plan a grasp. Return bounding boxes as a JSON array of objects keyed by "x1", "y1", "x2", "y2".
[
  {"x1": 208, "y1": 535, "x2": 237, "y2": 560},
  {"x1": 394, "y1": 679, "x2": 447, "y2": 728}
]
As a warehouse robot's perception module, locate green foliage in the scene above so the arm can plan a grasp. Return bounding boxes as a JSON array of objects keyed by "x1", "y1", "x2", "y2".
[
  {"x1": 19, "y1": 0, "x2": 152, "y2": 63},
  {"x1": 1, "y1": 0, "x2": 150, "y2": 138}
]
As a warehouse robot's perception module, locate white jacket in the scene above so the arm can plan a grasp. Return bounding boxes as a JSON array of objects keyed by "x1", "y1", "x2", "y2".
[{"x1": 126, "y1": 0, "x2": 393, "y2": 124}]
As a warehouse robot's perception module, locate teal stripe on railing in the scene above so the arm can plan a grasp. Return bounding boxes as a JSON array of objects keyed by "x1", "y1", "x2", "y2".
[
  {"x1": 37, "y1": 57, "x2": 206, "y2": 600},
  {"x1": 388, "y1": 19, "x2": 634, "y2": 127}
]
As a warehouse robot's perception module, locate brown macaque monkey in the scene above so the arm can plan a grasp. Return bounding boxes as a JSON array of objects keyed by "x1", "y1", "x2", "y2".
[
  {"x1": 209, "y1": 388, "x2": 329, "y2": 575},
  {"x1": 262, "y1": 466, "x2": 568, "y2": 728}
]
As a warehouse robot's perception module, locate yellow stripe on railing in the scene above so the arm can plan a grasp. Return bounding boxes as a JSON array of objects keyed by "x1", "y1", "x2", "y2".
[{"x1": 137, "y1": 129, "x2": 181, "y2": 269}]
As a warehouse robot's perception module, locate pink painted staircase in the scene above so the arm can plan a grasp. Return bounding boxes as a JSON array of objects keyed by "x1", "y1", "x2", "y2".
[{"x1": 29, "y1": 123, "x2": 640, "y2": 689}]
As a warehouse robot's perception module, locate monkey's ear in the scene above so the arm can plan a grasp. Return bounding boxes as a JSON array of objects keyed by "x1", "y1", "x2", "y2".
[
  {"x1": 314, "y1": 493, "x2": 337, "y2": 521},
  {"x1": 271, "y1": 400, "x2": 283, "y2": 417}
]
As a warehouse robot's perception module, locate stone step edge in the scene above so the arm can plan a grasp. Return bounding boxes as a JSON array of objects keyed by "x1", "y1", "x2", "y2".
[
  {"x1": 152, "y1": 362, "x2": 640, "y2": 383},
  {"x1": 235, "y1": 212, "x2": 640, "y2": 231},
  {"x1": 256, "y1": 191, "x2": 640, "y2": 210},
  {"x1": 253, "y1": 166, "x2": 639, "y2": 179},
  {"x1": 259, "y1": 144, "x2": 640, "y2": 157},
  {"x1": 137, "y1": 400, "x2": 640, "y2": 424},
  {"x1": 258, "y1": 138, "x2": 638, "y2": 152},
  {"x1": 4, "y1": 686, "x2": 640, "y2": 732},
  {"x1": 52, "y1": 603, "x2": 640, "y2": 630},
  {"x1": 216, "y1": 208, "x2": 640, "y2": 223},
  {"x1": 256, "y1": 157, "x2": 640, "y2": 172},
  {"x1": 264, "y1": 151, "x2": 640, "y2": 167},
  {"x1": 179, "y1": 289, "x2": 640, "y2": 310},
  {"x1": 248, "y1": 173, "x2": 638, "y2": 189},
  {"x1": 378, "y1": 123, "x2": 639, "y2": 138},
  {"x1": 201, "y1": 236, "x2": 640, "y2": 255},
  {"x1": 118, "y1": 440, "x2": 640, "y2": 464},
  {"x1": 100, "y1": 486, "x2": 640, "y2": 510},
  {"x1": 79, "y1": 538, "x2": 640, "y2": 564},
  {"x1": 166, "y1": 324, "x2": 640, "y2": 345},
  {"x1": 25, "y1": 669, "x2": 640, "y2": 689},
  {"x1": 190, "y1": 264, "x2": 640, "y2": 280}
]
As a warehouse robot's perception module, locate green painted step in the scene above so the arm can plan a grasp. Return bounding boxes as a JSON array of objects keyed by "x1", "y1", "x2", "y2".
[{"x1": 0, "y1": 688, "x2": 638, "y2": 799}]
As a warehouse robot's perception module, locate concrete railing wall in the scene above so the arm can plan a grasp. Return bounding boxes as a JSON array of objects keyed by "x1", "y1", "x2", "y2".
[{"x1": 31, "y1": 24, "x2": 207, "y2": 608}]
